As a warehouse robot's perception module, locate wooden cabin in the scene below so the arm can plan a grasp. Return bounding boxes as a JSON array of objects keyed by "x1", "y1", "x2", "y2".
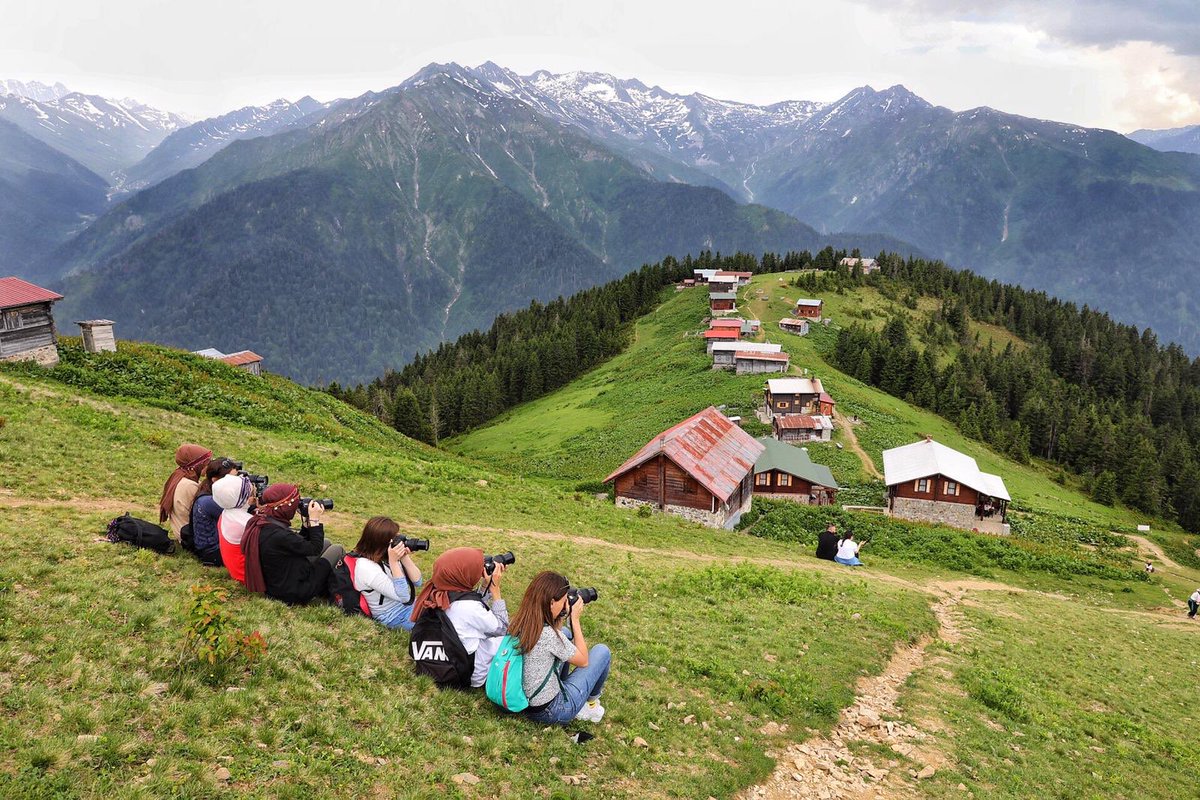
[
  {"x1": 882, "y1": 438, "x2": 1011, "y2": 534},
  {"x1": 794, "y1": 298, "x2": 823, "y2": 319},
  {"x1": 735, "y1": 350, "x2": 789, "y2": 375},
  {"x1": 772, "y1": 414, "x2": 834, "y2": 443},
  {"x1": 605, "y1": 406, "x2": 764, "y2": 529},
  {"x1": 710, "y1": 291, "x2": 738, "y2": 315},
  {"x1": 714, "y1": 270, "x2": 752, "y2": 287},
  {"x1": 712, "y1": 341, "x2": 781, "y2": 369},
  {"x1": 763, "y1": 377, "x2": 828, "y2": 419},
  {"x1": 779, "y1": 318, "x2": 810, "y2": 336},
  {"x1": 704, "y1": 328, "x2": 741, "y2": 352},
  {"x1": 76, "y1": 320, "x2": 116, "y2": 353},
  {"x1": 839, "y1": 257, "x2": 878, "y2": 273},
  {"x1": 753, "y1": 437, "x2": 838, "y2": 505},
  {"x1": 194, "y1": 347, "x2": 265, "y2": 376},
  {"x1": 0, "y1": 277, "x2": 63, "y2": 366}
]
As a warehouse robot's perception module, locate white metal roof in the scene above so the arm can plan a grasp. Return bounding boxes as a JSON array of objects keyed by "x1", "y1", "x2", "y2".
[
  {"x1": 882, "y1": 439, "x2": 1011, "y2": 500},
  {"x1": 193, "y1": 348, "x2": 227, "y2": 359},
  {"x1": 710, "y1": 342, "x2": 782, "y2": 354},
  {"x1": 694, "y1": 269, "x2": 718, "y2": 279},
  {"x1": 765, "y1": 377, "x2": 824, "y2": 395},
  {"x1": 795, "y1": 298, "x2": 822, "y2": 307}
]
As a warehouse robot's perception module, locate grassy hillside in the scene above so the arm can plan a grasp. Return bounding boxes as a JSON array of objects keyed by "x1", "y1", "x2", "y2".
[{"x1": 3, "y1": 337, "x2": 1198, "y2": 799}]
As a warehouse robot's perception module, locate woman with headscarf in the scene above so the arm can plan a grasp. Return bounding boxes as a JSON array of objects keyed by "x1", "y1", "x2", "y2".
[
  {"x1": 240, "y1": 483, "x2": 345, "y2": 605},
  {"x1": 159, "y1": 443, "x2": 212, "y2": 545},
  {"x1": 213, "y1": 473, "x2": 256, "y2": 584},
  {"x1": 187, "y1": 457, "x2": 239, "y2": 566},
  {"x1": 410, "y1": 547, "x2": 509, "y2": 688}
]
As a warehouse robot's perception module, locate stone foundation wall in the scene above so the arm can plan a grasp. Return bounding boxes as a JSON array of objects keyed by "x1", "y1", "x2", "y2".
[
  {"x1": 0, "y1": 344, "x2": 59, "y2": 367},
  {"x1": 616, "y1": 496, "x2": 723, "y2": 528},
  {"x1": 891, "y1": 496, "x2": 978, "y2": 530}
]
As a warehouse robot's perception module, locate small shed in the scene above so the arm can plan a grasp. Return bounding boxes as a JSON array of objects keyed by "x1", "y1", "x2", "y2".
[
  {"x1": 794, "y1": 298, "x2": 823, "y2": 319},
  {"x1": 779, "y1": 318, "x2": 810, "y2": 336},
  {"x1": 753, "y1": 437, "x2": 839, "y2": 505},
  {"x1": 194, "y1": 347, "x2": 264, "y2": 376},
  {"x1": 76, "y1": 320, "x2": 116, "y2": 353},
  {"x1": 605, "y1": 406, "x2": 764, "y2": 529},
  {"x1": 0, "y1": 277, "x2": 63, "y2": 366},
  {"x1": 773, "y1": 414, "x2": 834, "y2": 443},
  {"x1": 735, "y1": 350, "x2": 790, "y2": 375}
]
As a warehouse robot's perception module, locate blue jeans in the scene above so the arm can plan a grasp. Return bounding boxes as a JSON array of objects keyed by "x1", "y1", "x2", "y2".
[
  {"x1": 835, "y1": 556, "x2": 863, "y2": 566},
  {"x1": 526, "y1": 644, "x2": 611, "y2": 725},
  {"x1": 374, "y1": 577, "x2": 423, "y2": 631}
]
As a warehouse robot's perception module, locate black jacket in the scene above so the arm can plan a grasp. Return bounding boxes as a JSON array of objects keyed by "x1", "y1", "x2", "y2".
[
  {"x1": 815, "y1": 531, "x2": 839, "y2": 561},
  {"x1": 258, "y1": 519, "x2": 331, "y2": 605}
]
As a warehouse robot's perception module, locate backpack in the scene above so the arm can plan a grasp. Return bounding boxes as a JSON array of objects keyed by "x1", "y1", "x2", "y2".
[
  {"x1": 408, "y1": 591, "x2": 483, "y2": 690},
  {"x1": 106, "y1": 513, "x2": 176, "y2": 555},
  {"x1": 329, "y1": 554, "x2": 372, "y2": 617},
  {"x1": 485, "y1": 634, "x2": 561, "y2": 713}
]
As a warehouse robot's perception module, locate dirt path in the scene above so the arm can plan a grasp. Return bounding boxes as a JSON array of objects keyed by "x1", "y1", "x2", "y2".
[
  {"x1": 832, "y1": 410, "x2": 882, "y2": 481},
  {"x1": 742, "y1": 592, "x2": 965, "y2": 800},
  {"x1": 1126, "y1": 534, "x2": 1183, "y2": 572}
]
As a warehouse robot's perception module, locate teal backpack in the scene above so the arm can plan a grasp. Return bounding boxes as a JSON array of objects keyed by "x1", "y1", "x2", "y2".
[{"x1": 485, "y1": 634, "x2": 560, "y2": 713}]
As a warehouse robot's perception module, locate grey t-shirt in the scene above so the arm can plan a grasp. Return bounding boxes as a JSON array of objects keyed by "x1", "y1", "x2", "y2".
[{"x1": 523, "y1": 625, "x2": 575, "y2": 707}]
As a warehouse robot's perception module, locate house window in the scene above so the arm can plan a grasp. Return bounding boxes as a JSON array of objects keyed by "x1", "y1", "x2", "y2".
[
  {"x1": 778, "y1": 474, "x2": 792, "y2": 487},
  {"x1": 915, "y1": 478, "x2": 929, "y2": 493},
  {"x1": 755, "y1": 472, "x2": 770, "y2": 487},
  {"x1": 2, "y1": 311, "x2": 20, "y2": 331},
  {"x1": 944, "y1": 481, "x2": 959, "y2": 496},
  {"x1": 777, "y1": 401, "x2": 789, "y2": 409}
]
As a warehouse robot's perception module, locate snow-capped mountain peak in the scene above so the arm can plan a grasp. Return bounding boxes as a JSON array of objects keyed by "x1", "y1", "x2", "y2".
[{"x1": 0, "y1": 79, "x2": 71, "y2": 103}]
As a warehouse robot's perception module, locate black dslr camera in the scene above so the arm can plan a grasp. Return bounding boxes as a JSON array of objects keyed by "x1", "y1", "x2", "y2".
[
  {"x1": 390, "y1": 535, "x2": 430, "y2": 552},
  {"x1": 567, "y1": 587, "x2": 599, "y2": 605},
  {"x1": 483, "y1": 551, "x2": 515, "y2": 574},
  {"x1": 244, "y1": 473, "x2": 269, "y2": 496},
  {"x1": 298, "y1": 497, "x2": 334, "y2": 517}
]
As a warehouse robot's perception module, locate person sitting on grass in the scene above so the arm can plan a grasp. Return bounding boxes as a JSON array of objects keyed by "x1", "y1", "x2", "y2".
[
  {"x1": 241, "y1": 484, "x2": 345, "y2": 605},
  {"x1": 158, "y1": 443, "x2": 212, "y2": 545},
  {"x1": 411, "y1": 547, "x2": 509, "y2": 688},
  {"x1": 834, "y1": 531, "x2": 865, "y2": 567},
  {"x1": 350, "y1": 516, "x2": 424, "y2": 631},
  {"x1": 1189, "y1": 588, "x2": 1200, "y2": 619},
  {"x1": 816, "y1": 523, "x2": 840, "y2": 561},
  {"x1": 187, "y1": 456, "x2": 240, "y2": 566},
  {"x1": 509, "y1": 571, "x2": 610, "y2": 724},
  {"x1": 214, "y1": 473, "x2": 256, "y2": 584}
]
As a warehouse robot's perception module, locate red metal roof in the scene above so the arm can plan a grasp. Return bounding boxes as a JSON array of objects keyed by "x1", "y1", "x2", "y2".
[
  {"x1": 709, "y1": 318, "x2": 743, "y2": 328},
  {"x1": 735, "y1": 350, "x2": 789, "y2": 361},
  {"x1": 819, "y1": 392, "x2": 835, "y2": 405},
  {"x1": 714, "y1": 271, "x2": 752, "y2": 278},
  {"x1": 0, "y1": 277, "x2": 63, "y2": 309},
  {"x1": 220, "y1": 350, "x2": 263, "y2": 366},
  {"x1": 604, "y1": 407, "x2": 765, "y2": 503},
  {"x1": 775, "y1": 415, "x2": 820, "y2": 429},
  {"x1": 703, "y1": 328, "x2": 740, "y2": 339}
]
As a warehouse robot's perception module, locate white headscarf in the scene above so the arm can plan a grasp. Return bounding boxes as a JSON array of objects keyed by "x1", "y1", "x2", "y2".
[{"x1": 213, "y1": 473, "x2": 254, "y2": 545}]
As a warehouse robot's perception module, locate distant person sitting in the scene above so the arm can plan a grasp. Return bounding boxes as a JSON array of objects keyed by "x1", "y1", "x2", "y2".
[
  {"x1": 835, "y1": 532, "x2": 865, "y2": 567},
  {"x1": 187, "y1": 457, "x2": 239, "y2": 566},
  {"x1": 1189, "y1": 588, "x2": 1200, "y2": 620},
  {"x1": 158, "y1": 443, "x2": 212, "y2": 545},
  {"x1": 816, "y1": 523, "x2": 840, "y2": 561},
  {"x1": 349, "y1": 516, "x2": 424, "y2": 631},
  {"x1": 214, "y1": 474, "x2": 256, "y2": 584},
  {"x1": 241, "y1": 484, "x2": 344, "y2": 605},
  {"x1": 1145, "y1": 561, "x2": 1155, "y2": 575}
]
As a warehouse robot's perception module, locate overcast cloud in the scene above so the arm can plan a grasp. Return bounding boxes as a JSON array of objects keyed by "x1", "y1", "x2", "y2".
[{"x1": 0, "y1": 0, "x2": 1196, "y2": 131}]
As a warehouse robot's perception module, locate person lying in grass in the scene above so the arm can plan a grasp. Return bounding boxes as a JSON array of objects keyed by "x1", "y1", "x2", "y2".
[
  {"x1": 349, "y1": 516, "x2": 424, "y2": 631},
  {"x1": 158, "y1": 443, "x2": 211, "y2": 545},
  {"x1": 187, "y1": 456, "x2": 240, "y2": 566},
  {"x1": 509, "y1": 571, "x2": 610, "y2": 724},
  {"x1": 241, "y1": 484, "x2": 345, "y2": 605}
]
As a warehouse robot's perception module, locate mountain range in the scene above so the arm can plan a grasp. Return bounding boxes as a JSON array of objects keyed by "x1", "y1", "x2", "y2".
[
  {"x1": 5, "y1": 67, "x2": 1200, "y2": 380},
  {"x1": 1128, "y1": 124, "x2": 1200, "y2": 156}
]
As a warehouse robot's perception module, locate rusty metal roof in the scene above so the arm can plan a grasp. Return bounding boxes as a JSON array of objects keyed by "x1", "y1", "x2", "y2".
[
  {"x1": 703, "y1": 328, "x2": 740, "y2": 339},
  {"x1": 0, "y1": 277, "x2": 63, "y2": 309},
  {"x1": 774, "y1": 414, "x2": 833, "y2": 430},
  {"x1": 735, "y1": 350, "x2": 789, "y2": 361},
  {"x1": 709, "y1": 318, "x2": 743, "y2": 328},
  {"x1": 220, "y1": 350, "x2": 263, "y2": 366},
  {"x1": 604, "y1": 406, "x2": 765, "y2": 503}
]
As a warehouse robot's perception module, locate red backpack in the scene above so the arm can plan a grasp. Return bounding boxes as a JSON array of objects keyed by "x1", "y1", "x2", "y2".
[{"x1": 328, "y1": 554, "x2": 372, "y2": 616}]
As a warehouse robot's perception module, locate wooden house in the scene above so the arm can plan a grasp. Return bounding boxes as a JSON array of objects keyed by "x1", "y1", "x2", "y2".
[
  {"x1": 693, "y1": 268, "x2": 718, "y2": 284},
  {"x1": 712, "y1": 341, "x2": 781, "y2": 369},
  {"x1": 605, "y1": 406, "x2": 764, "y2": 529},
  {"x1": 0, "y1": 277, "x2": 63, "y2": 366},
  {"x1": 839, "y1": 257, "x2": 878, "y2": 273},
  {"x1": 772, "y1": 414, "x2": 834, "y2": 443},
  {"x1": 710, "y1": 291, "x2": 738, "y2": 315},
  {"x1": 753, "y1": 437, "x2": 838, "y2": 505},
  {"x1": 794, "y1": 298, "x2": 823, "y2": 319},
  {"x1": 715, "y1": 270, "x2": 752, "y2": 287},
  {"x1": 704, "y1": 328, "x2": 741, "y2": 352},
  {"x1": 194, "y1": 347, "x2": 265, "y2": 376},
  {"x1": 76, "y1": 320, "x2": 116, "y2": 353},
  {"x1": 779, "y1": 318, "x2": 810, "y2": 336},
  {"x1": 763, "y1": 377, "x2": 829, "y2": 419},
  {"x1": 735, "y1": 350, "x2": 789, "y2": 375},
  {"x1": 882, "y1": 438, "x2": 1010, "y2": 533}
]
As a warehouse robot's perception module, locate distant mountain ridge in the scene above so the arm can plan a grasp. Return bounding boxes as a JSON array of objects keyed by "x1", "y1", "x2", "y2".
[{"x1": 1128, "y1": 124, "x2": 1200, "y2": 155}]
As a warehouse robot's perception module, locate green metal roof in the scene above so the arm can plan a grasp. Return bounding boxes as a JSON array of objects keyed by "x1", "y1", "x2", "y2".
[{"x1": 754, "y1": 436, "x2": 839, "y2": 489}]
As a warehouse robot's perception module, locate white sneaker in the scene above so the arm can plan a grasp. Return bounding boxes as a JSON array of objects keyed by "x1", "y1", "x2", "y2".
[{"x1": 574, "y1": 701, "x2": 605, "y2": 723}]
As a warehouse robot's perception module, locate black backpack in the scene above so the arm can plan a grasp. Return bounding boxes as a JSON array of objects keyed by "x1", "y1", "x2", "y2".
[
  {"x1": 329, "y1": 554, "x2": 372, "y2": 617},
  {"x1": 408, "y1": 591, "x2": 483, "y2": 689},
  {"x1": 106, "y1": 513, "x2": 176, "y2": 555}
]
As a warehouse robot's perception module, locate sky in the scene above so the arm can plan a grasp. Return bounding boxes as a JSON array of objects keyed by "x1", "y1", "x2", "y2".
[{"x1": 1, "y1": 0, "x2": 1197, "y2": 131}]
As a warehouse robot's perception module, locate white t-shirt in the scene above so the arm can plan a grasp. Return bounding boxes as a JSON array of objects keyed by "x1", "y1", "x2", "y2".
[
  {"x1": 836, "y1": 540, "x2": 860, "y2": 560},
  {"x1": 1190, "y1": 590, "x2": 1200, "y2": 604},
  {"x1": 445, "y1": 597, "x2": 509, "y2": 687},
  {"x1": 351, "y1": 558, "x2": 414, "y2": 616}
]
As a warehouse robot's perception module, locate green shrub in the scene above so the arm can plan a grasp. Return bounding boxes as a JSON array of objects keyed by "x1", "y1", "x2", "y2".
[{"x1": 963, "y1": 667, "x2": 1033, "y2": 722}]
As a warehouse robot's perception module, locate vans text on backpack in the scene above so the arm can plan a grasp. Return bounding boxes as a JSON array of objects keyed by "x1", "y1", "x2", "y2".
[{"x1": 408, "y1": 591, "x2": 483, "y2": 689}]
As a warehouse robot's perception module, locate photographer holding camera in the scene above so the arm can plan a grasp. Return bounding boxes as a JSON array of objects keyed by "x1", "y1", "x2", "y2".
[
  {"x1": 241, "y1": 484, "x2": 345, "y2": 605},
  {"x1": 509, "y1": 571, "x2": 610, "y2": 724},
  {"x1": 158, "y1": 443, "x2": 212, "y2": 545},
  {"x1": 187, "y1": 456, "x2": 240, "y2": 566},
  {"x1": 214, "y1": 473, "x2": 256, "y2": 584},
  {"x1": 348, "y1": 516, "x2": 425, "y2": 631}
]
